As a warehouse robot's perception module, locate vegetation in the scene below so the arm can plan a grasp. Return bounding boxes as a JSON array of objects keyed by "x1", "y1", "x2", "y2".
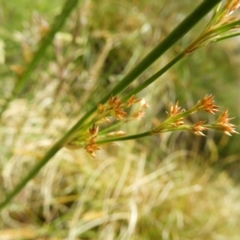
[{"x1": 0, "y1": 0, "x2": 240, "y2": 239}]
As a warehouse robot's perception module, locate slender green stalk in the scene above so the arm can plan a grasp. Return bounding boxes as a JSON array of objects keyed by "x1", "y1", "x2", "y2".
[
  {"x1": 0, "y1": 0, "x2": 79, "y2": 118},
  {"x1": 216, "y1": 32, "x2": 240, "y2": 41},
  {"x1": 96, "y1": 125, "x2": 191, "y2": 144},
  {"x1": 98, "y1": 121, "x2": 126, "y2": 135},
  {"x1": 123, "y1": 52, "x2": 185, "y2": 100},
  {"x1": 97, "y1": 131, "x2": 152, "y2": 144},
  {"x1": 0, "y1": 0, "x2": 221, "y2": 211}
]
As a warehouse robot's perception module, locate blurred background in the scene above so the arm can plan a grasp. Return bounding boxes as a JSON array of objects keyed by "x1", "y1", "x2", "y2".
[{"x1": 0, "y1": 0, "x2": 240, "y2": 239}]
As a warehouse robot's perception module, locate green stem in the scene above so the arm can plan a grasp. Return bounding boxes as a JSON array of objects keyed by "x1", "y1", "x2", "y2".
[
  {"x1": 123, "y1": 52, "x2": 184, "y2": 100},
  {"x1": 216, "y1": 32, "x2": 240, "y2": 41},
  {"x1": 0, "y1": 0, "x2": 221, "y2": 211},
  {"x1": 97, "y1": 124, "x2": 191, "y2": 144},
  {"x1": 98, "y1": 121, "x2": 126, "y2": 135},
  {"x1": 215, "y1": 20, "x2": 240, "y2": 32},
  {"x1": 96, "y1": 131, "x2": 152, "y2": 144}
]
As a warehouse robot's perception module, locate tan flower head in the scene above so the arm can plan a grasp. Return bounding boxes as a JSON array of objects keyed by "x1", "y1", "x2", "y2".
[
  {"x1": 114, "y1": 108, "x2": 127, "y2": 119},
  {"x1": 216, "y1": 0, "x2": 240, "y2": 26},
  {"x1": 197, "y1": 94, "x2": 219, "y2": 114},
  {"x1": 192, "y1": 121, "x2": 207, "y2": 136},
  {"x1": 132, "y1": 110, "x2": 145, "y2": 120},
  {"x1": 125, "y1": 95, "x2": 140, "y2": 108},
  {"x1": 98, "y1": 104, "x2": 105, "y2": 114},
  {"x1": 108, "y1": 95, "x2": 122, "y2": 109},
  {"x1": 85, "y1": 141, "x2": 100, "y2": 158},
  {"x1": 167, "y1": 101, "x2": 185, "y2": 126},
  {"x1": 107, "y1": 95, "x2": 127, "y2": 120},
  {"x1": 185, "y1": 0, "x2": 240, "y2": 54},
  {"x1": 214, "y1": 110, "x2": 239, "y2": 136},
  {"x1": 225, "y1": 0, "x2": 240, "y2": 15},
  {"x1": 168, "y1": 101, "x2": 182, "y2": 116},
  {"x1": 89, "y1": 124, "x2": 99, "y2": 137}
]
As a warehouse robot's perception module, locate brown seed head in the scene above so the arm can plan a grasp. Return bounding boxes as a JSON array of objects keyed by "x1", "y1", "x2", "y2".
[
  {"x1": 114, "y1": 108, "x2": 127, "y2": 120},
  {"x1": 107, "y1": 95, "x2": 127, "y2": 120},
  {"x1": 185, "y1": 1, "x2": 240, "y2": 55},
  {"x1": 225, "y1": 0, "x2": 240, "y2": 15},
  {"x1": 85, "y1": 141, "x2": 100, "y2": 158},
  {"x1": 89, "y1": 124, "x2": 99, "y2": 137},
  {"x1": 167, "y1": 102, "x2": 185, "y2": 126},
  {"x1": 98, "y1": 104, "x2": 105, "y2": 114},
  {"x1": 192, "y1": 121, "x2": 207, "y2": 136},
  {"x1": 108, "y1": 95, "x2": 122, "y2": 109},
  {"x1": 217, "y1": 1, "x2": 240, "y2": 26},
  {"x1": 197, "y1": 94, "x2": 219, "y2": 114},
  {"x1": 125, "y1": 95, "x2": 140, "y2": 108},
  {"x1": 168, "y1": 101, "x2": 182, "y2": 116},
  {"x1": 214, "y1": 110, "x2": 239, "y2": 136},
  {"x1": 132, "y1": 110, "x2": 145, "y2": 120}
]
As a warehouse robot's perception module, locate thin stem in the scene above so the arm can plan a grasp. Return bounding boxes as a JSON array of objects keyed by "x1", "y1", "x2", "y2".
[
  {"x1": 123, "y1": 52, "x2": 185, "y2": 100},
  {"x1": 205, "y1": 2, "x2": 222, "y2": 28},
  {"x1": 98, "y1": 121, "x2": 126, "y2": 135},
  {"x1": 96, "y1": 131, "x2": 152, "y2": 144},
  {"x1": 216, "y1": 32, "x2": 240, "y2": 41},
  {"x1": 212, "y1": 20, "x2": 240, "y2": 33},
  {"x1": 97, "y1": 124, "x2": 191, "y2": 144}
]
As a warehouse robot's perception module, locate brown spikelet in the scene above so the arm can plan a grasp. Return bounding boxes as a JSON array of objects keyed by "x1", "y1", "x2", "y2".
[
  {"x1": 214, "y1": 110, "x2": 239, "y2": 136},
  {"x1": 167, "y1": 102, "x2": 185, "y2": 126},
  {"x1": 85, "y1": 140, "x2": 100, "y2": 158},
  {"x1": 98, "y1": 104, "x2": 105, "y2": 114},
  {"x1": 125, "y1": 95, "x2": 140, "y2": 108},
  {"x1": 89, "y1": 124, "x2": 99, "y2": 137},
  {"x1": 114, "y1": 108, "x2": 127, "y2": 120},
  {"x1": 197, "y1": 94, "x2": 219, "y2": 114},
  {"x1": 192, "y1": 121, "x2": 207, "y2": 136}
]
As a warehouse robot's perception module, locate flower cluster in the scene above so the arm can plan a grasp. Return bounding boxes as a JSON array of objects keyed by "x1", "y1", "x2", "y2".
[
  {"x1": 67, "y1": 94, "x2": 238, "y2": 158},
  {"x1": 166, "y1": 101, "x2": 185, "y2": 127},
  {"x1": 84, "y1": 95, "x2": 147, "y2": 157},
  {"x1": 108, "y1": 95, "x2": 127, "y2": 120},
  {"x1": 192, "y1": 121, "x2": 207, "y2": 136},
  {"x1": 98, "y1": 95, "x2": 141, "y2": 120},
  {"x1": 195, "y1": 94, "x2": 219, "y2": 114},
  {"x1": 185, "y1": 0, "x2": 240, "y2": 54},
  {"x1": 153, "y1": 94, "x2": 238, "y2": 137},
  {"x1": 85, "y1": 124, "x2": 100, "y2": 158},
  {"x1": 209, "y1": 110, "x2": 239, "y2": 136}
]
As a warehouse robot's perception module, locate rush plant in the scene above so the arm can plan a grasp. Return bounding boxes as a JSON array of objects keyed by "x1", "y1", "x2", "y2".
[{"x1": 0, "y1": 0, "x2": 239, "y2": 212}]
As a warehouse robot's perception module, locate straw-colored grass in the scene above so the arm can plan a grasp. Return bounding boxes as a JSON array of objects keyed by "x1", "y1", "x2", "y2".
[{"x1": 0, "y1": 0, "x2": 240, "y2": 239}]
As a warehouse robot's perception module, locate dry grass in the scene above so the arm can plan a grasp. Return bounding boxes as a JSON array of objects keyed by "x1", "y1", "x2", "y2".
[{"x1": 1, "y1": 0, "x2": 240, "y2": 239}]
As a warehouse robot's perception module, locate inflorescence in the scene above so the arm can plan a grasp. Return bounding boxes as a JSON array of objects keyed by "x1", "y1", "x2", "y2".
[{"x1": 66, "y1": 94, "x2": 238, "y2": 157}]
